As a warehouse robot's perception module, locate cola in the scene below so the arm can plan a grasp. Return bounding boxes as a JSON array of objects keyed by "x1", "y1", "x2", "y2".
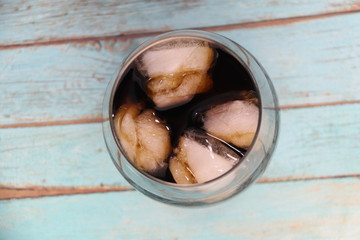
[{"x1": 112, "y1": 39, "x2": 259, "y2": 183}]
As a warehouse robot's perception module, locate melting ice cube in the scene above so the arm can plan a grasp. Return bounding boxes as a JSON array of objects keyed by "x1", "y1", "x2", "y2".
[
  {"x1": 169, "y1": 130, "x2": 240, "y2": 184},
  {"x1": 203, "y1": 98, "x2": 259, "y2": 148},
  {"x1": 114, "y1": 103, "x2": 171, "y2": 177},
  {"x1": 135, "y1": 39, "x2": 215, "y2": 109}
]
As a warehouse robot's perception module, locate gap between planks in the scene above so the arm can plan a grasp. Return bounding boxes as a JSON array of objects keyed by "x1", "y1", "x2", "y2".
[
  {"x1": 0, "y1": 117, "x2": 105, "y2": 129},
  {"x1": 0, "y1": 8, "x2": 360, "y2": 50},
  {"x1": 1, "y1": 100, "x2": 360, "y2": 129},
  {"x1": 1, "y1": 174, "x2": 360, "y2": 200},
  {"x1": 0, "y1": 185, "x2": 133, "y2": 200}
]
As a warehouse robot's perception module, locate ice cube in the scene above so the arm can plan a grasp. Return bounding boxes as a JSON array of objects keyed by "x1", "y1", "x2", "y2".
[
  {"x1": 114, "y1": 103, "x2": 171, "y2": 177},
  {"x1": 169, "y1": 130, "x2": 240, "y2": 184},
  {"x1": 113, "y1": 103, "x2": 141, "y2": 161},
  {"x1": 135, "y1": 39, "x2": 215, "y2": 109},
  {"x1": 203, "y1": 99, "x2": 259, "y2": 148}
]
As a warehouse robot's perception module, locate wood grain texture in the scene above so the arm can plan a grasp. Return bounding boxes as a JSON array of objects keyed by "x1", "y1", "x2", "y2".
[
  {"x1": 219, "y1": 13, "x2": 360, "y2": 108},
  {"x1": 1, "y1": 0, "x2": 359, "y2": 238},
  {"x1": 0, "y1": 185, "x2": 132, "y2": 200},
  {"x1": 1, "y1": 104, "x2": 359, "y2": 189},
  {"x1": 0, "y1": 123, "x2": 127, "y2": 187},
  {"x1": 264, "y1": 104, "x2": 360, "y2": 180},
  {"x1": 1, "y1": 178, "x2": 359, "y2": 239},
  {"x1": 1, "y1": 12, "x2": 360, "y2": 126},
  {"x1": 1, "y1": 0, "x2": 360, "y2": 46}
]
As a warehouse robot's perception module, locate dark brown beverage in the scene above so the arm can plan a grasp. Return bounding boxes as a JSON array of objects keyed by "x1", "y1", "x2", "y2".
[{"x1": 112, "y1": 41, "x2": 259, "y2": 184}]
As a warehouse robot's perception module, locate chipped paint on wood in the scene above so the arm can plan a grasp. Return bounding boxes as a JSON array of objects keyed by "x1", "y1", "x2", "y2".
[
  {"x1": 1, "y1": 13, "x2": 360, "y2": 126},
  {"x1": 1, "y1": 1, "x2": 360, "y2": 238},
  {"x1": 1, "y1": 104, "x2": 360, "y2": 188},
  {"x1": 1, "y1": 0, "x2": 360, "y2": 46},
  {"x1": 0, "y1": 185, "x2": 133, "y2": 200},
  {"x1": 1, "y1": 178, "x2": 359, "y2": 239}
]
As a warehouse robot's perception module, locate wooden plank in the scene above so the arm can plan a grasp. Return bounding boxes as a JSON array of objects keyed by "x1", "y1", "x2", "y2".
[
  {"x1": 1, "y1": 0, "x2": 360, "y2": 46},
  {"x1": 0, "y1": 39, "x2": 129, "y2": 126},
  {"x1": 1, "y1": 12, "x2": 360, "y2": 126},
  {"x1": 0, "y1": 123, "x2": 127, "y2": 187},
  {"x1": 264, "y1": 104, "x2": 360, "y2": 181},
  {"x1": 1, "y1": 178, "x2": 359, "y2": 239},
  {"x1": 1, "y1": 104, "x2": 359, "y2": 189},
  {"x1": 220, "y1": 13, "x2": 360, "y2": 108}
]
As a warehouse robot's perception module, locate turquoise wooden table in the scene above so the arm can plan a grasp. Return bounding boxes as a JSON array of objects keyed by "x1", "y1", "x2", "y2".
[{"x1": 1, "y1": 0, "x2": 360, "y2": 239}]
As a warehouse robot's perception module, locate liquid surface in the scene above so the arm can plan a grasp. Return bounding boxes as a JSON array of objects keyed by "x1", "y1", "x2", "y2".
[{"x1": 112, "y1": 46, "x2": 258, "y2": 182}]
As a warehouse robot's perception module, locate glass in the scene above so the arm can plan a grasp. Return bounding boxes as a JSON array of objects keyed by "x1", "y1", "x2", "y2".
[{"x1": 102, "y1": 30, "x2": 279, "y2": 206}]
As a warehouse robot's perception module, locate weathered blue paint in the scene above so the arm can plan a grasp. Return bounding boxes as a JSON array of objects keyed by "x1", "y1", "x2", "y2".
[
  {"x1": 265, "y1": 104, "x2": 360, "y2": 180},
  {"x1": 1, "y1": 178, "x2": 359, "y2": 239},
  {"x1": 1, "y1": 13, "x2": 360, "y2": 126},
  {"x1": 218, "y1": 13, "x2": 360, "y2": 107},
  {"x1": 0, "y1": 123, "x2": 126, "y2": 187},
  {"x1": 0, "y1": 0, "x2": 359, "y2": 45},
  {"x1": 0, "y1": 38, "x2": 140, "y2": 125},
  {"x1": 1, "y1": 0, "x2": 360, "y2": 238},
  {"x1": 1, "y1": 104, "x2": 359, "y2": 187}
]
